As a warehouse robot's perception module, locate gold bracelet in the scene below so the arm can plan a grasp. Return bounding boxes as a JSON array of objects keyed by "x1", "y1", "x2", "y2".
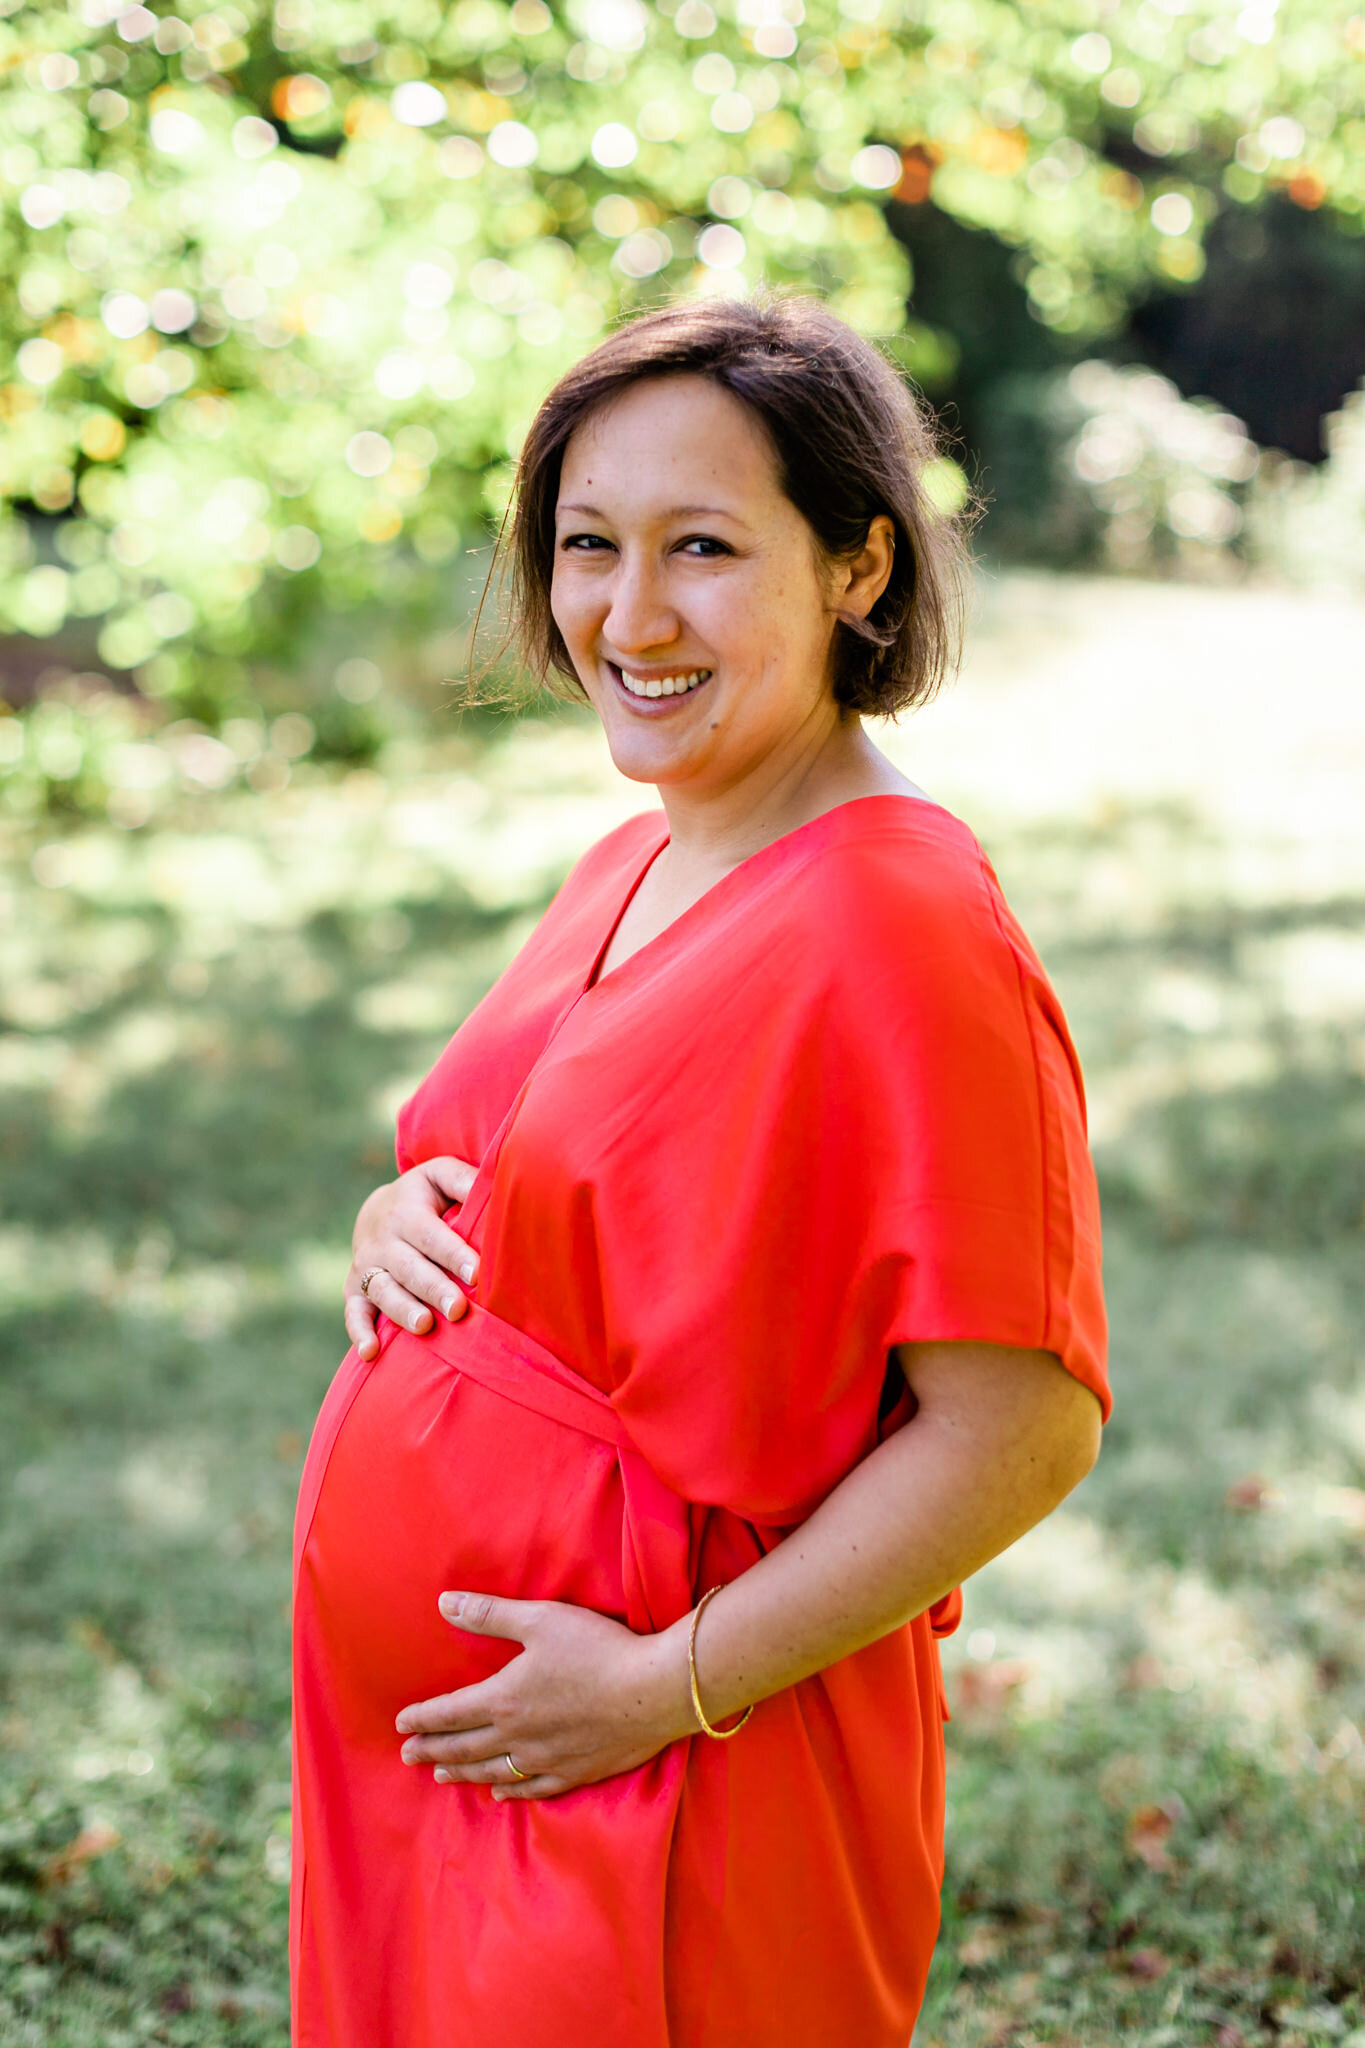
[{"x1": 687, "y1": 1585, "x2": 754, "y2": 1740}]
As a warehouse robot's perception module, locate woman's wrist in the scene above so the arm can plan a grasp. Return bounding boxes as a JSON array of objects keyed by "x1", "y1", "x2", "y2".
[
  {"x1": 629, "y1": 1602, "x2": 760, "y2": 1749},
  {"x1": 619, "y1": 1616, "x2": 704, "y2": 1750}
]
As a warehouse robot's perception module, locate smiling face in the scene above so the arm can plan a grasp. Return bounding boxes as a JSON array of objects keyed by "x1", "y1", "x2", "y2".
[{"x1": 550, "y1": 374, "x2": 855, "y2": 798}]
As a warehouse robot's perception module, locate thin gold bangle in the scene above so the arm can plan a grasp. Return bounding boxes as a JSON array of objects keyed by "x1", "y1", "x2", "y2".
[{"x1": 687, "y1": 1585, "x2": 754, "y2": 1740}]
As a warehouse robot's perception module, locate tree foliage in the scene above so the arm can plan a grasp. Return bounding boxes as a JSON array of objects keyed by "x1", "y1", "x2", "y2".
[{"x1": 0, "y1": 0, "x2": 1360, "y2": 719}]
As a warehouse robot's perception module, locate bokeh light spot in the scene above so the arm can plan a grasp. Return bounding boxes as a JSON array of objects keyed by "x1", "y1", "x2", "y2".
[
  {"x1": 391, "y1": 81, "x2": 448, "y2": 128},
  {"x1": 591, "y1": 122, "x2": 638, "y2": 168},
  {"x1": 345, "y1": 431, "x2": 394, "y2": 478},
  {"x1": 1151, "y1": 191, "x2": 1194, "y2": 236},
  {"x1": 696, "y1": 222, "x2": 746, "y2": 269}
]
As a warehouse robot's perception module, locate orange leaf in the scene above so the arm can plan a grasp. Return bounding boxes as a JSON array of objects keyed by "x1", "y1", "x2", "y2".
[
  {"x1": 1126, "y1": 1802, "x2": 1175, "y2": 1872},
  {"x1": 952, "y1": 1659, "x2": 1032, "y2": 1715},
  {"x1": 894, "y1": 144, "x2": 939, "y2": 206},
  {"x1": 42, "y1": 1822, "x2": 121, "y2": 1888}
]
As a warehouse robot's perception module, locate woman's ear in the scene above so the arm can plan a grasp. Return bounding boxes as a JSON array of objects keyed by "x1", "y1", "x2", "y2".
[{"x1": 832, "y1": 514, "x2": 896, "y2": 621}]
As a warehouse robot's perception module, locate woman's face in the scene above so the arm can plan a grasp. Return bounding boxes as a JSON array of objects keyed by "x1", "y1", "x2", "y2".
[{"x1": 550, "y1": 374, "x2": 869, "y2": 796}]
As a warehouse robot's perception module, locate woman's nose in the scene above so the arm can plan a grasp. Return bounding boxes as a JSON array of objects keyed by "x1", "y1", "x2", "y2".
[{"x1": 603, "y1": 556, "x2": 680, "y2": 654}]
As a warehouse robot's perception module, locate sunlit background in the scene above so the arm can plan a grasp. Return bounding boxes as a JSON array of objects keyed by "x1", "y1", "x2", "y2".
[{"x1": 3, "y1": 0, "x2": 1364, "y2": 2041}]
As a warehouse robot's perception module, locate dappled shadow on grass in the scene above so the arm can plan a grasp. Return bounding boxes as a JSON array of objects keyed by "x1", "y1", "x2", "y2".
[
  {"x1": 5, "y1": 890, "x2": 522, "y2": 1263},
  {"x1": 0, "y1": 844, "x2": 543, "y2": 2041},
  {"x1": 1100, "y1": 1059, "x2": 1365, "y2": 1248},
  {"x1": 922, "y1": 1702, "x2": 1364, "y2": 2048},
  {"x1": 923, "y1": 798, "x2": 1365, "y2": 2047}
]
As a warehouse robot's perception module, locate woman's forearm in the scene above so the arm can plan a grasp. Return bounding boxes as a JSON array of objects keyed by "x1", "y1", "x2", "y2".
[
  {"x1": 647, "y1": 1342, "x2": 1102, "y2": 1737},
  {"x1": 393, "y1": 1343, "x2": 1101, "y2": 1794}
]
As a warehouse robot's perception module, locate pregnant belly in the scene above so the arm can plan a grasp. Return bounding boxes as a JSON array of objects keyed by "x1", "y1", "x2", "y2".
[{"x1": 294, "y1": 1319, "x2": 630, "y2": 1748}]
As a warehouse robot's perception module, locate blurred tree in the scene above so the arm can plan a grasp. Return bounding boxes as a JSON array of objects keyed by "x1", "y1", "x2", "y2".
[
  {"x1": 1132, "y1": 196, "x2": 1365, "y2": 461},
  {"x1": 0, "y1": 0, "x2": 1360, "y2": 726}
]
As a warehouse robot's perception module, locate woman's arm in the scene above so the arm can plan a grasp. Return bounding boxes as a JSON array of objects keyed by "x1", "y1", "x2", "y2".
[
  {"x1": 673, "y1": 1340, "x2": 1100, "y2": 1724},
  {"x1": 394, "y1": 1342, "x2": 1101, "y2": 1797}
]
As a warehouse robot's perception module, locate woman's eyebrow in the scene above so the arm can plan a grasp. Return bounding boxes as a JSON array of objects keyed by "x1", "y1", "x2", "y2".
[{"x1": 556, "y1": 501, "x2": 751, "y2": 524}]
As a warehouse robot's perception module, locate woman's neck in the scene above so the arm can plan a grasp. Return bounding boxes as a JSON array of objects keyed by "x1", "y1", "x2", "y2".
[{"x1": 654, "y1": 717, "x2": 920, "y2": 882}]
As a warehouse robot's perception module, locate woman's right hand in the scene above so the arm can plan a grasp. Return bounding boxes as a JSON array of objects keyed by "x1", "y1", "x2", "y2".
[{"x1": 344, "y1": 1157, "x2": 481, "y2": 1361}]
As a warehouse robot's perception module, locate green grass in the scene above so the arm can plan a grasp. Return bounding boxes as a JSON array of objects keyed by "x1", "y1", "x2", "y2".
[{"x1": 2, "y1": 706, "x2": 1363, "y2": 2046}]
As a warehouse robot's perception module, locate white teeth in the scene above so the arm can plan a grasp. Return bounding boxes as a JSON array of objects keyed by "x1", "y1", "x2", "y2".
[{"x1": 616, "y1": 666, "x2": 711, "y2": 699}]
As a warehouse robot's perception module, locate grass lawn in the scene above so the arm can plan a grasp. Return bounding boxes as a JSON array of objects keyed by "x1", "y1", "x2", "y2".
[{"x1": 2, "y1": 572, "x2": 1363, "y2": 2045}]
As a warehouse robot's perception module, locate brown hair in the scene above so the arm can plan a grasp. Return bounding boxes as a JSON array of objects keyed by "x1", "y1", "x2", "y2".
[{"x1": 500, "y1": 291, "x2": 973, "y2": 718}]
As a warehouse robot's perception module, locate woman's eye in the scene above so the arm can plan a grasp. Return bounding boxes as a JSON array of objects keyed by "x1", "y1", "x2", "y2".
[
  {"x1": 679, "y1": 536, "x2": 731, "y2": 557},
  {"x1": 560, "y1": 533, "x2": 614, "y2": 553}
]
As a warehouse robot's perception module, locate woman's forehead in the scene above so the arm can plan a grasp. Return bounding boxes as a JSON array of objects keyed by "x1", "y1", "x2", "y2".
[{"x1": 557, "y1": 377, "x2": 782, "y2": 512}]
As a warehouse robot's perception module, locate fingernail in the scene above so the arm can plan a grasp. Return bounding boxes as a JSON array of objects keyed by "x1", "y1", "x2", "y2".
[
  {"x1": 439, "y1": 1592, "x2": 465, "y2": 1619},
  {"x1": 395, "y1": 1716, "x2": 412, "y2": 1734},
  {"x1": 491, "y1": 1789, "x2": 506, "y2": 1802},
  {"x1": 401, "y1": 1743, "x2": 418, "y2": 1763},
  {"x1": 458, "y1": 1261, "x2": 476, "y2": 1285},
  {"x1": 434, "y1": 1768, "x2": 451, "y2": 1784},
  {"x1": 442, "y1": 1296, "x2": 459, "y2": 1319}
]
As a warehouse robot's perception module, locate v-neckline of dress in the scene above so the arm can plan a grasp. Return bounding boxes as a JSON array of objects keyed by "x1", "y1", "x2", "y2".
[
  {"x1": 582, "y1": 791, "x2": 962, "y2": 999},
  {"x1": 455, "y1": 794, "x2": 960, "y2": 1253}
]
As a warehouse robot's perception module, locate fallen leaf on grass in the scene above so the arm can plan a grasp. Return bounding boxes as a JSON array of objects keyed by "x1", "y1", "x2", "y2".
[
  {"x1": 1214, "y1": 2027, "x2": 1245, "y2": 2048},
  {"x1": 1127, "y1": 1804, "x2": 1174, "y2": 1871},
  {"x1": 958, "y1": 1923, "x2": 1004, "y2": 1968},
  {"x1": 41, "y1": 1822, "x2": 121, "y2": 1887},
  {"x1": 952, "y1": 1660, "x2": 1033, "y2": 1715},
  {"x1": 1123, "y1": 1947, "x2": 1170, "y2": 1981},
  {"x1": 1225, "y1": 1475, "x2": 1277, "y2": 1511},
  {"x1": 1126, "y1": 1796, "x2": 1187, "y2": 1873}
]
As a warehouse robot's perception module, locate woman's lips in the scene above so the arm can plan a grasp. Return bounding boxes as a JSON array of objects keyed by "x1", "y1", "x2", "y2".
[{"x1": 607, "y1": 661, "x2": 714, "y2": 712}]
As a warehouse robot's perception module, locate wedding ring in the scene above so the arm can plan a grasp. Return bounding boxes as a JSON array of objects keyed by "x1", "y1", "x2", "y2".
[
  {"x1": 504, "y1": 1753, "x2": 529, "y2": 1781},
  {"x1": 359, "y1": 1267, "x2": 386, "y2": 1298}
]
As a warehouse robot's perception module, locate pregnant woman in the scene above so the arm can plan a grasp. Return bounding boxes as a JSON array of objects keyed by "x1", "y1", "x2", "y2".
[{"x1": 291, "y1": 294, "x2": 1109, "y2": 2047}]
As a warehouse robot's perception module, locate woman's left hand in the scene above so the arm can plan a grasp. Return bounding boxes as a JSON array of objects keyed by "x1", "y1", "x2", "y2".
[{"x1": 395, "y1": 1593, "x2": 695, "y2": 1800}]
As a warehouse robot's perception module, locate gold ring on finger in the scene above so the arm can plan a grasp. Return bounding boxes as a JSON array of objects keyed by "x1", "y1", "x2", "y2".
[
  {"x1": 504, "y1": 1753, "x2": 529, "y2": 1781},
  {"x1": 359, "y1": 1267, "x2": 387, "y2": 1298}
]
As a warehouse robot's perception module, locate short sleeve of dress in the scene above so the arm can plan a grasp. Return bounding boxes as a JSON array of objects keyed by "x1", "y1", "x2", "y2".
[{"x1": 829, "y1": 814, "x2": 1110, "y2": 1420}]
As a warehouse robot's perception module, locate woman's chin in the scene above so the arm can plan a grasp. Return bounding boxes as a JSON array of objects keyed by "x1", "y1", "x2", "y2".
[{"x1": 600, "y1": 722, "x2": 710, "y2": 790}]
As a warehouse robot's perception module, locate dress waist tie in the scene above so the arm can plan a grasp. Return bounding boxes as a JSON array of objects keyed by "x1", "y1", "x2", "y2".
[{"x1": 374, "y1": 1302, "x2": 696, "y2": 1639}]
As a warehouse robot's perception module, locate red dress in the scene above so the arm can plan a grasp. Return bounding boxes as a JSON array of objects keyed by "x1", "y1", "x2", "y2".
[{"x1": 291, "y1": 795, "x2": 1108, "y2": 2047}]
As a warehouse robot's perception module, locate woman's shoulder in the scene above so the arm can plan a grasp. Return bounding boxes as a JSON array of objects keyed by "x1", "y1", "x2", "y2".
[
  {"x1": 798, "y1": 795, "x2": 1002, "y2": 942},
  {"x1": 793, "y1": 794, "x2": 1054, "y2": 1023}
]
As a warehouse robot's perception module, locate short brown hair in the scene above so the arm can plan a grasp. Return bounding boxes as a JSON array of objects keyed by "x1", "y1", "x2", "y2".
[{"x1": 502, "y1": 292, "x2": 973, "y2": 718}]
